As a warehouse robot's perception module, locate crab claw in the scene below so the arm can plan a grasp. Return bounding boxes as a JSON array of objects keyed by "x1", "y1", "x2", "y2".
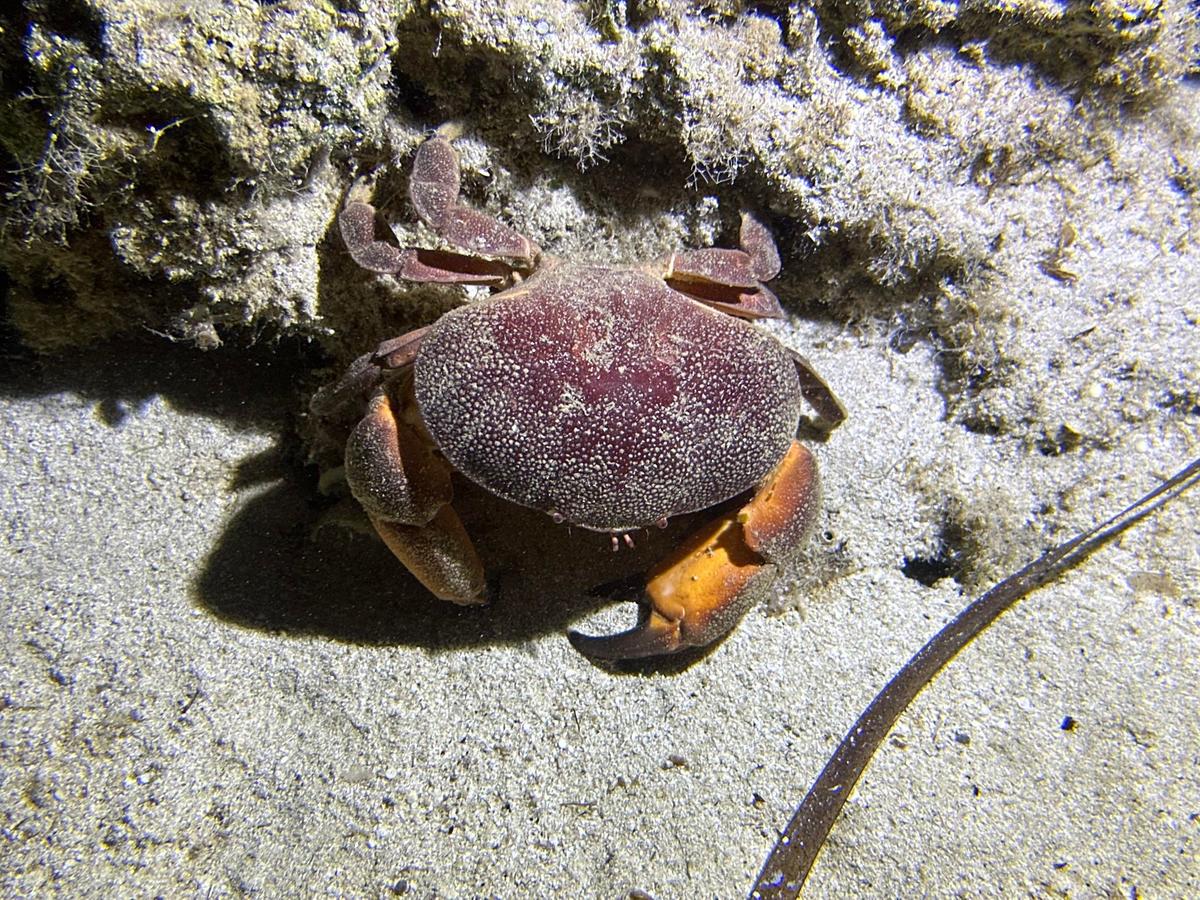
[
  {"x1": 568, "y1": 606, "x2": 683, "y2": 659},
  {"x1": 569, "y1": 442, "x2": 821, "y2": 660}
]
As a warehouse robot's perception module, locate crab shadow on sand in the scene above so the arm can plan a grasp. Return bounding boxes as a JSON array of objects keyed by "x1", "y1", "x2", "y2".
[
  {"x1": 0, "y1": 325, "x2": 726, "y2": 668},
  {"x1": 195, "y1": 461, "x2": 732, "y2": 669}
]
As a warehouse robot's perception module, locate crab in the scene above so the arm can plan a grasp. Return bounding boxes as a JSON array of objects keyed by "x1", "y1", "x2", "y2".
[{"x1": 311, "y1": 127, "x2": 846, "y2": 660}]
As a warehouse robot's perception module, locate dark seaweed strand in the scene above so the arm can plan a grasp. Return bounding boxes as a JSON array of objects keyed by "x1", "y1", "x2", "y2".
[{"x1": 750, "y1": 455, "x2": 1200, "y2": 899}]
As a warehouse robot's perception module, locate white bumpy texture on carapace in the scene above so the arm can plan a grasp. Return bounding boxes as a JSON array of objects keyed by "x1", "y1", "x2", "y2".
[{"x1": 414, "y1": 262, "x2": 803, "y2": 531}]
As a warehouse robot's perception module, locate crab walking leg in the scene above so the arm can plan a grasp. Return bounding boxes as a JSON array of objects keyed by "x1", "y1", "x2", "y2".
[
  {"x1": 410, "y1": 135, "x2": 540, "y2": 266},
  {"x1": 738, "y1": 210, "x2": 782, "y2": 282},
  {"x1": 665, "y1": 210, "x2": 781, "y2": 290},
  {"x1": 789, "y1": 349, "x2": 849, "y2": 431},
  {"x1": 339, "y1": 201, "x2": 514, "y2": 285},
  {"x1": 660, "y1": 211, "x2": 789, "y2": 320},
  {"x1": 569, "y1": 441, "x2": 821, "y2": 659},
  {"x1": 345, "y1": 389, "x2": 487, "y2": 606}
]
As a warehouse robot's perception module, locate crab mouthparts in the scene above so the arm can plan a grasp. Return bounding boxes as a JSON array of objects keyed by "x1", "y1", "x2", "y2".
[{"x1": 610, "y1": 532, "x2": 636, "y2": 552}]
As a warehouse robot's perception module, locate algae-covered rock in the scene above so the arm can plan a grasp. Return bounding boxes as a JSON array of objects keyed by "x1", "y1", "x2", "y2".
[
  {"x1": 1, "y1": 0, "x2": 406, "y2": 350},
  {"x1": 0, "y1": 0, "x2": 1196, "y2": 531}
]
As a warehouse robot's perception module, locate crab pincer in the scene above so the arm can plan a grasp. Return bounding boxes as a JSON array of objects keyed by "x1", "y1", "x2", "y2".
[{"x1": 568, "y1": 442, "x2": 823, "y2": 659}]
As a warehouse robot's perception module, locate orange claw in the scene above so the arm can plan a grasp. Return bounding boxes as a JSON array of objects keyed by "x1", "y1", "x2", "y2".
[{"x1": 570, "y1": 441, "x2": 821, "y2": 659}]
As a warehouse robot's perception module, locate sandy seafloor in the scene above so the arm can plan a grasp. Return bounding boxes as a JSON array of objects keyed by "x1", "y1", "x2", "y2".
[
  {"x1": 1, "y1": 316, "x2": 1197, "y2": 898},
  {"x1": 3, "y1": 5, "x2": 1200, "y2": 898}
]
